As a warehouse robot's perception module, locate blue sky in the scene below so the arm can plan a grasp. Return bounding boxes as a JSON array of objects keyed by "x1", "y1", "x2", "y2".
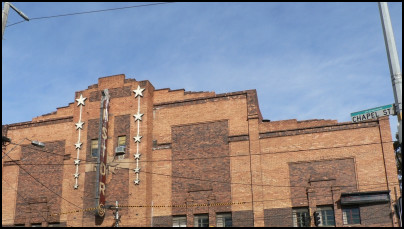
[{"x1": 2, "y1": 2, "x2": 402, "y2": 139}]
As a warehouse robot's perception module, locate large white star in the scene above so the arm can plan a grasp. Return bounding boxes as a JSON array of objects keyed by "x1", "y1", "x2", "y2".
[
  {"x1": 134, "y1": 168, "x2": 140, "y2": 174},
  {"x1": 133, "y1": 112, "x2": 144, "y2": 122},
  {"x1": 74, "y1": 184, "x2": 79, "y2": 189},
  {"x1": 74, "y1": 173, "x2": 80, "y2": 178},
  {"x1": 134, "y1": 153, "x2": 141, "y2": 159},
  {"x1": 75, "y1": 121, "x2": 84, "y2": 130},
  {"x1": 74, "y1": 159, "x2": 81, "y2": 165},
  {"x1": 133, "y1": 135, "x2": 142, "y2": 143},
  {"x1": 134, "y1": 179, "x2": 140, "y2": 185},
  {"x1": 76, "y1": 94, "x2": 87, "y2": 106},
  {"x1": 75, "y1": 142, "x2": 82, "y2": 149},
  {"x1": 133, "y1": 85, "x2": 145, "y2": 98}
]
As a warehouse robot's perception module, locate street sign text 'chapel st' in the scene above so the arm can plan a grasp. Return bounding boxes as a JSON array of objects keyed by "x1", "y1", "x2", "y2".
[{"x1": 351, "y1": 104, "x2": 396, "y2": 123}]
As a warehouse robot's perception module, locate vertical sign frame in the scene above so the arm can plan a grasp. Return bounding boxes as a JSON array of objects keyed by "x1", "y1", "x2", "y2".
[{"x1": 95, "y1": 89, "x2": 110, "y2": 217}]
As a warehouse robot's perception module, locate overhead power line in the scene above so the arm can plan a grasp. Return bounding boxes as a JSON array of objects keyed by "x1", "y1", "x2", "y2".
[
  {"x1": 8, "y1": 139, "x2": 395, "y2": 165},
  {"x1": 6, "y1": 140, "x2": 399, "y2": 189},
  {"x1": 6, "y1": 2, "x2": 175, "y2": 27}
]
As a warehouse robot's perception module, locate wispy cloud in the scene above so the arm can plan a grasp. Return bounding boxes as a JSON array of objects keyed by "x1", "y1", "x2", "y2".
[{"x1": 2, "y1": 2, "x2": 401, "y2": 138}]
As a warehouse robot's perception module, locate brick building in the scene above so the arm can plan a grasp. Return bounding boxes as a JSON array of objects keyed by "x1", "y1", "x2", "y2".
[{"x1": 2, "y1": 74, "x2": 400, "y2": 227}]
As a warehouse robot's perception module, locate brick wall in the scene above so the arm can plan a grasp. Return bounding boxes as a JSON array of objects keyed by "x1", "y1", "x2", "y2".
[
  {"x1": 171, "y1": 120, "x2": 232, "y2": 225},
  {"x1": 113, "y1": 115, "x2": 131, "y2": 157},
  {"x1": 2, "y1": 74, "x2": 399, "y2": 227},
  {"x1": 264, "y1": 208, "x2": 293, "y2": 227},
  {"x1": 360, "y1": 202, "x2": 393, "y2": 226},
  {"x1": 151, "y1": 215, "x2": 172, "y2": 227},
  {"x1": 105, "y1": 114, "x2": 131, "y2": 219},
  {"x1": 232, "y1": 210, "x2": 254, "y2": 227},
  {"x1": 13, "y1": 141, "x2": 66, "y2": 225},
  {"x1": 288, "y1": 158, "x2": 357, "y2": 207}
]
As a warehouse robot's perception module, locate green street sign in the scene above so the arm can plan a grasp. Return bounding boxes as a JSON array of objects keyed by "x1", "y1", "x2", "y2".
[{"x1": 351, "y1": 104, "x2": 396, "y2": 123}]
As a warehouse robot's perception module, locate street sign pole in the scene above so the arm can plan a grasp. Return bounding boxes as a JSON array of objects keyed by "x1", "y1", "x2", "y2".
[
  {"x1": 2, "y1": 2, "x2": 29, "y2": 40},
  {"x1": 378, "y1": 2, "x2": 402, "y2": 146},
  {"x1": 379, "y1": 4, "x2": 402, "y2": 226}
]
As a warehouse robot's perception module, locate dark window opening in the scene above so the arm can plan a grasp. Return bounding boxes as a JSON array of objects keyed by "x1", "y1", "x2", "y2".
[
  {"x1": 293, "y1": 207, "x2": 310, "y2": 227},
  {"x1": 91, "y1": 139, "x2": 98, "y2": 157},
  {"x1": 194, "y1": 214, "x2": 209, "y2": 227},
  {"x1": 173, "y1": 215, "x2": 187, "y2": 227},
  {"x1": 317, "y1": 206, "x2": 335, "y2": 227},
  {"x1": 342, "y1": 207, "x2": 360, "y2": 225},
  {"x1": 216, "y1": 213, "x2": 232, "y2": 227},
  {"x1": 116, "y1": 136, "x2": 127, "y2": 159}
]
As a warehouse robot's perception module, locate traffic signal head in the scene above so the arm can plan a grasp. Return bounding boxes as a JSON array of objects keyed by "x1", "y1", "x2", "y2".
[{"x1": 314, "y1": 211, "x2": 321, "y2": 226}]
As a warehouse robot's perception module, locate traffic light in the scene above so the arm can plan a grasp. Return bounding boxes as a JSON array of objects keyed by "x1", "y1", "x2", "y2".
[{"x1": 313, "y1": 211, "x2": 321, "y2": 226}]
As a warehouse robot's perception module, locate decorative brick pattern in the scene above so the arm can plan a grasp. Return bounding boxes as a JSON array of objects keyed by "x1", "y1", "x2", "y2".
[
  {"x1": 105, "y1": 168, "x2": 129, "y2": 219},
  {"x1": 264, "y1": 208, "x2": 293, "y2": 227},
  {"x1": 232, "y1": 210, "x2": 254, "y2": 227},
  {"x1": 82, "y1": 170, "x2": 97, "y2": 220},
  {"x1": 113, "y1": 115, "x2": 131, "y2": 156},
  {"x1": 89, "y1": 86, "x2": 132, "y2": 102},
  {"x1": 171, "y1": 121, "x2": 232, "y2": 220},
  {"x1": 151, "y1": 215, "x2": 172, "y2": 227},
  {"x1": 360, "y1": 202, "x2": 393, "y2": 226},
  {"x1": 288, "y1": 158, "x2": 357, "y2": 207},
  {"x1": 260, "y1": 121, "x2": 378, "y2": 139},
  {"x1": 14, "y1": 141, "x2": 65, "y2": 225},
  {"x1": 86, "y1": 119, "x2": 100, "y2": 162}
]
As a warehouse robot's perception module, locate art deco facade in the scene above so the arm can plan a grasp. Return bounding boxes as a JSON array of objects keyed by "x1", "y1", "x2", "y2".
[{"x1": 2, "y1": 74, "x2": 400, "y2": 227}]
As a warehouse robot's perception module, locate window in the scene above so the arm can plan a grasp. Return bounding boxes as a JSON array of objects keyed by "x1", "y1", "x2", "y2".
[
  {"x1": 31, "y1": 223, "x2": 42, "y2": 227},
  {"x1": 91, "y1": 139, "x2": 98, "y2": 157},
  {"x1": 194, "y1": 214, "x2": 209, "y2": 227},
  {"x1": 342, "y1": 207, "x2": 360, "y2": 225},
  {"x1": 116, "y1": 136, "x2": 126, "y2": 159},
  {"x1": 317, "y1": 206, "x2": 335, "y2": 227},
  {"x1": 173, "y1": 215, "x2": 187, "y2": 227},
  {"x1": 48, "y1": 222, "x2": 61, "y2": 227},
  {"x1": 118, "y1": 136, "x2": 126, "y2": 147},
  {"x1": 292, "y1": 208, "x2": 310, "y2": 227},
  {"x1": 216, "y1": 213, "x2": 232, "y2": 227}
]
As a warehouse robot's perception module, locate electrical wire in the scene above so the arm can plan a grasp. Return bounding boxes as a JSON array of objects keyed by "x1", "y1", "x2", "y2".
[
  {"x1": 1, "y1": 185, "x2": 398, "y2": 225},
  {"x1": 5, "y1": 2, "x2": 175, "y2": 28},
  {"x1": 120, "y1": 167, "x2": 399, "y2": 189},
  {"x1": 51, "y1": 200, "x2": 398, "y2": 226},
  {"x1": 2, "y1": 138, "x2": 399, "y2": 224},
  {"x1": 1, "y1": 206, "x2": 396, "y2": 226},
  {"x1": 4, "y1": 157, "x2": 399, "y2": 191},
  {"x1": 124, "y1": 200, "x2": 397, "y2": 227},
  {"x1": 3, "y1": 163, "x2": 397, "y2": 224},
  {"x1": 6, "y1": 141, "x2": 399, "y2": 188},
  {"x1": 7, "y1": 141, "x2": 99, "y2": 164},
  {"x1": 7, "y1": 139, "x2": 395, "y2": 164}
]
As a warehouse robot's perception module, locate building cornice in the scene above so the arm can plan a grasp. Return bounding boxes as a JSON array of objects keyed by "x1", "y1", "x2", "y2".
[
  {"x1": 5, "y1": 116, "x2": 73, "y2": 130},
  {"x1": 259, "y1": 119, "x2": 380, "y2": 139}
]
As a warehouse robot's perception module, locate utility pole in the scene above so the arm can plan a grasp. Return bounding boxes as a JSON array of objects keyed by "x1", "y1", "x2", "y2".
[
  {"x1": 2, "y1": 2, "x2": 29, "y2": 40},
  {"x1": 113, "y1": 201, "x2": 121, "y2": 227},
  {"x1": 378, "y1": 2, "x2": 402, "y2": 146},
  {"x1": 378, "y1": 3, "x2": 403, "y2": 227}
]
